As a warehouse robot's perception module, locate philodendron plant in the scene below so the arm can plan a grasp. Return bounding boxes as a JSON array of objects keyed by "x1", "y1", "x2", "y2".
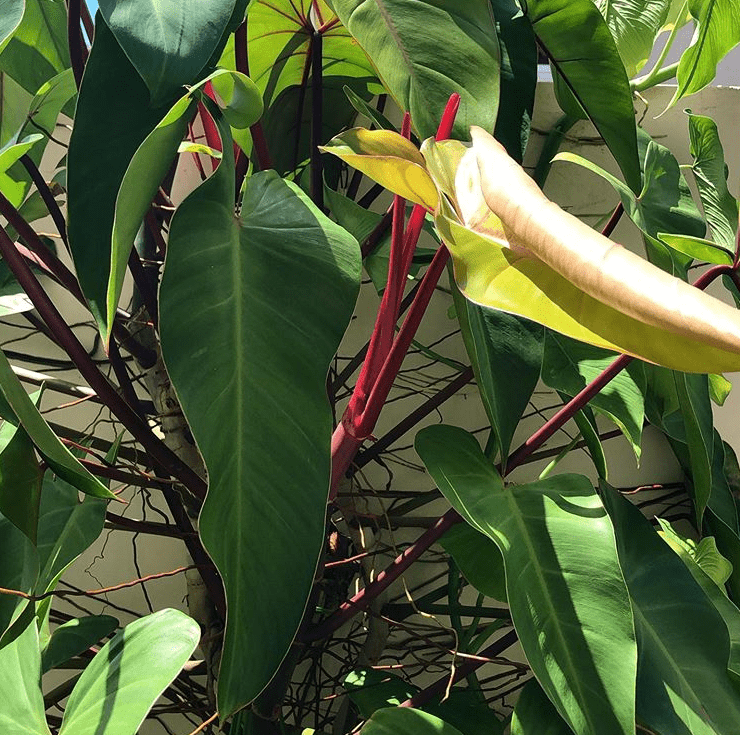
[{"x1": 2, "y1": 0, "x2": 740, "y2": 733}]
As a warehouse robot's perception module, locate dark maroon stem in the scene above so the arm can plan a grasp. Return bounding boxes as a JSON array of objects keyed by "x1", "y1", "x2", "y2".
[
  {"x1": 310, "y1": 30, "x2": 324, "y2": 210},
  {"x1": 0, "y1": 223, "x2": 208, "y2": 501},
  {"x1": 20, "y1": 155, "x2": 68, "y2": 247},
  {"x1": 79, "y1": 0, "x2": 95, "y2": 42},
  {"x1": 601, "y1": 201, "x2": 624, "y2": 238},
  {"x1": 67, "y1": 0, "x2": 88, "y2": 89}
]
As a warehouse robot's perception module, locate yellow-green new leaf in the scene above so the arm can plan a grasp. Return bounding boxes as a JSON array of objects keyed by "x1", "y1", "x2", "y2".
[
  {"x1": 321, "y1": 128, "x2": 438, "y2": 210},
  {"x1": 450, "y1": 127, "x2": 740, "y2": 373}
]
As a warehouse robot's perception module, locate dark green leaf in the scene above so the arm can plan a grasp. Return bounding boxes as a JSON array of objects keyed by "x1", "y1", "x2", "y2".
[
  {"x1": 344, "y1": 86, "x2": 397, "y2": 131},
  {"x1": 0, "y1": 0, "x2": 24, "y2": 51},
  {"x1": 344, "y1": 669, "x2": 418, "y2": 717},
  {"x1": 42, "y1": 615, "x2": 118, "y2": 673},
  {"x1": 687, "y1": 112, "x2": 739, "y2": 250},
  {"x1": 492, "y1": 0, "x2": 537, "y2": 162},
  {"x1": 331, "y1": 0, "x2": 500, "y2": 141},
  {"x1": 416, "y1": 425, "x2": 636, "y2": 735},
  {"x1": 98, "y1": 0, "x2": 237, "y2": 105},
  {"x1": 361, "y1": 707, "x2": 465, "y2": 735},
  {"x1": 160, "y1": 116, "x2": 360, "y2": 716},
  {"x1": 542, "y1": 332, "x2": 645, "y2": 459},
  {"x1": 453, "y1": 284, "x2": 543, "y2": 465},
  {"x1": 0, "y1": 417, "x2": 40, "y2": 543},
  {"x1": 0, "y1": 510, "x2": 37, "y2": 638},
  {"x1": 67, "y1": 16, "x2": 176, "y2": 332},
  {"x1": 58, "y1": 609, "x2": 200, "y2": 735},
  {"x1": 425, "y1": 693, "x2": 504, "y2": 735},
  {"x1": 0, "y1": 622, "x2": 51, "y2": 735},
  {"x1": 440, "y1": 522, "x2": 506, "y2": 602},
  {"x1": 602, "y1": 485, "x2": 740, "y2": 735},
  {"x1": 511, "y1": 679, "x2": 574, "y2": 735},
  {"x1": 525, "y1": 0, "x2": 641, "y2": 193}
]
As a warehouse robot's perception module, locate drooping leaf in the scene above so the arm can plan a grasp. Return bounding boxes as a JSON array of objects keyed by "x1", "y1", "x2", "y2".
[
  {"x1": 511, "y1": 679, "x2": 574, "y2": 735},
  {"x1": 41, "y1": 615, "x2": 119, "y2": 673},
  {"x1": 595, "y1": 0, "x2": 673, "y2": 76},
  {"x1": 452, "y1": 282, "x2": 543, "y2": 464},
  {"x1": 602, "y1": 484, "x2": 740, "y2": 735},
  {"x1": 0, "y1": 0, "x2": 69, "y2": 98},
  {"x1": 67, "y1": 15, "x2": 177, "y2": 332},
  {"x1": 416, "y1": 425, "x2": 636, "y2": 735},
  {"x1": 491, "y1": 0, "x2": 537, "y2": 162},
  {"x1": 0, "y1": 417, "x2": 41, "y2": 542},
  {"x1": 160, "y1": 116, "x2": 360, "y2": 716},
  {"x1": 524, "y1": 0, "x2": 641, "y2": 192},
  {"x1": 98, "y1": 0, "x2": 237, "y2": 105},
  {"x1": 248, "y1": 0, "x2": 380, "y2": 174},
  {"x1": 58, "y1": 609, "x2": 200, "y2": 735},
  {"x1": 344, "y1": 669, "x2": 418, "y2": 717},
  {"x1": 0, "y1": 351, "x2": 114, "y2": 500},
  {"x1": 0, "y1": 0, "x2": 24, "y2": 51},
  {"x1": 361, "y1": 707, "x2": 465, "y2": 735},
  {"x1": 0, "y1": 621, "x2": 51, "y2": 735},
  {"x1": 331, "y1": 0, "x2": 500, "y2": 141},
  {"x1": 542, "y1": 331, "x2": 645, "y2": 459},
  {"x1": 673, "y1": 0, "x2": 740, "y2": 105},
  {"x1": 687, "y1": 111, "x2": 739, "y2": 251},
  {"x1": 439, "y1": 522, "x2": 506, "y2": 602}
]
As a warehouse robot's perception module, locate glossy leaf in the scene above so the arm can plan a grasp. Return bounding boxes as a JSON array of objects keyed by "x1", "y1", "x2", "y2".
[
  {"x1": 0, "y1": 0, "x2": 69, "y2": 98},
  {"x1": 361, "y1": 707, "x2": 465, "y2": 735},
  {"x1": 59, "y1": 609, "x2": 200, "y2": 735},
  {"x1": 0, "y1": 621, "x2": 51, "y2": 735},
  {"x1": 452, "y1": 283, "x2": 543, "y2": 464},
  {"x1": 331, "y1": 0, "x2": 500, "y2": 141},
  {"x1": 321, "y1": 129, "x2": 439, "y2": 209},
  {"x1": 524, "y1": 0, "x2": 641, "y2": 192},
  {"x1": 542, "y1": 332, "x2": 645, "y2": 459},
  {"x1": 0, "y1": 416, "x2": 41, "y2": 542},
  {"x1": 511, "y1": 679, "x2": 574, "y2": 735},
  {"x1": 67, "y1": 16, "x2": 176, "y2": 332},
  {"x1": 344, "y1": 669, "x2": 418, "y2": 717},
  {"x1": 687, "y1": 112, "x2": 739, "y2": 250},
  {"x1": 160, "y1": 117, "x2": 360, "y2": 716},
  {"x1": 0, "y1": 0, "x2": 24, "y2": 51},
  {"x1": 42, "y1": 615, "x2": 119, "y2": 673},
  {"x1": 602, "y1": 485, "x2": 740, "y2": 735},
  {"x1": 491, "y1": 0, "x2": 537, "y2": 162},
  {"x1": 440, "y1": 522, "x2": 506, "y2": 602},
  {"x1": 416, "y1": 425, "x2": 636, "y2": 735},
  {"x1": 0, "y1": 351, "x2": 114, "y2": 500},
  {"x1": 595, "y1": 0, "x2": 673, "y2": 76},
  {"x1": 673, "y1": 0, "x2": 740, "y2": 105},
  {"x1": 98, "y1": 0, "x2": 237, "y2": 105}
]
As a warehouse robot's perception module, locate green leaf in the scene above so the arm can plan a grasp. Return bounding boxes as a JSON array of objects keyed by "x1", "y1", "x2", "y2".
[
  {"x1": 673, "y1": 0, "x2": 740, "y2": 105},
  {"x1": 0, "y1": 417, "x2": 41, "y2": 542},
  {"x1": 440, "y1": 522, "x2": 506, "y2": 602},
  {"x1": 708, "y1": 510, "x2": 740, "y2": 601},
  {"x1": 416, "y1": 425, "x2": 636, "y2": 735},
  {"x1": 18, "y1": 67, "x2": 75, "y2": 142},
  {"x1": 709, "y1": 373, "x2": 732, "y2": 406},
  {"x1": 0, "y1": 621, "x2": 51, "y2": 735},
  {"x1": 0, "y1": 351, "x2": 115, "y2": 500},
  {"x1": 344, "y1": 669, "x2": 418, "y2": 717},
  {"x1": 67, "y1": 15, "x2": 177, "y2": 332},
  {"x1": 492, "y1": 0, "x2": 537, "y2": 163},
  {"x1": 0, "y1": 0, "x2": 24, "y2": 52},
  {"x1": 511, "y1": 679, "x2": 574, "y2": 735},
  {"x1": 344, "y1": 85, "x2": 397, "y2": 132},
  {"x1": 0, "y1": 0, "x2": 69, "y2": 98},
  {"x1": 331, "y1": 0, "x2": 500, "y2": 141},
  {"x1": 160, "y1": 116, "x2": 361, "y2": 716},
  {"x1": 0, "y1": 510, "x2": 38, "y2": 637},
  {"x1": 602, "y1": 485, "x2": 740, "y2": 735},
  {"x1": 452, "y1": 284, "x2": 543, "y2": 464},
  {"x1": 42, "y1": 615, "x2": 118, "y2": 673},
  {"x1": 59, "y1": 609, "x2": 200, "y2": 735},
  {"x1": 674, "y1": 372, "x2": 713, "y2": 524},
  {"x1": 658, "y1": 233, "x2": 734, "y2": 265},
  {"x1": 0, "y1": 71, "x2": 32, "y2": 147},
  {"x1": 98, "y1": 0, "x2": 238, "y2": 105},
  {"x1": 425, "y1": 694, "x2": 504, "y2": 735},
  {"x1": 687, "y1": 112, "x2": 739, "y2": 251},
  {"x1": 657, "y1": 519, "x2": 732, "y2": 587},
  {"x1": 707, "y1": 434, "x2": 739, "y2": 532},
  {"x1": 542, "y1": 332, "x2": 645, "y2": 459},
  {"x1": 524, "y1": 0, "x2": 641, "y2": 192},
  {"x1": 209, "y1": 69, "x2": 263, "y2": 129},
  {"x1": 595, "y1": 0, "x2": 673, "y2": 76},
  {"x1": 361, "y1": 707, "x2": 465, "y2": 735}
]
